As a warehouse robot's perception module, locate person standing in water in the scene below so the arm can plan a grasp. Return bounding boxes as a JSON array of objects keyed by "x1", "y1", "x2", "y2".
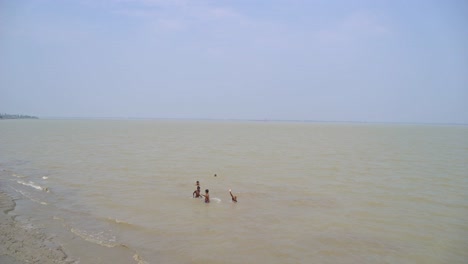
[
  {"x1": 229, "y1": 189, "x2": 237, "y2": 202},
  {"x1": 201, "y1": 189, "x2": 210, "y2": 203},
  {"x1": 193, "y1": 186, "x2": 202, "y2": 198}
]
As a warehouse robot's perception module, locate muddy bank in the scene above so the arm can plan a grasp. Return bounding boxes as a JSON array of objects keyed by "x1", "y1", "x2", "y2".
[{"x1": 0, "y1": 191, "x2": 74, "y2": 264}]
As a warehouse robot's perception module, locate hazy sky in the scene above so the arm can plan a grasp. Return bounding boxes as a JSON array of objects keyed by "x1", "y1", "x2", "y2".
[{"x1": 1, "y1": 0, "x2": 467, "y2": 123}]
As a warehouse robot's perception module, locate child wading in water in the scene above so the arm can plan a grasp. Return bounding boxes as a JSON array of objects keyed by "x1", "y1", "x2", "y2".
[
  {"x1": 201, "y1": 189, "x2": 210, "y2": 203},
  {"x1": 229, "y1": 189, "x2": 237, "y2": 202},
  {"x1": 193, "y1": 186, "x2": 201, "y2": 198}
]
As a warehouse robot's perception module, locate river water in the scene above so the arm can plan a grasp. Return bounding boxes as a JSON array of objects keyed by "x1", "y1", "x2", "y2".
[{"x1": 0, "y1": 119, "x2": 467, "y2": 263}]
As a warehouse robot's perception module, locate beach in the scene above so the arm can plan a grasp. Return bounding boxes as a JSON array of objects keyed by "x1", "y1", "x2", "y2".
[
  {"x1": 0, "y1": 188, "x2": 70, "y2": 264},
  {"x1": 0, "y1": 168, "x2": 141, "y2": 264},
  {"x1": 0, "y1": 119, "x2": 467, "y2": 263}
]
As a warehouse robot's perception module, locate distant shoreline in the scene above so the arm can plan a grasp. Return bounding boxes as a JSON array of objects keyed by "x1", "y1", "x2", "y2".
[
  {"x1": 0, "y1": 114, "x2": 38, "y2": 120},
  {"x1": 28, "y1": 116, "x2": 468, "y2": 126}
]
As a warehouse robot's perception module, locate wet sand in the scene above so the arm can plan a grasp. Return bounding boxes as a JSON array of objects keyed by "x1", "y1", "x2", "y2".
[{"x1": 0, "y1": 191, "x2": 73, "y2": 264}]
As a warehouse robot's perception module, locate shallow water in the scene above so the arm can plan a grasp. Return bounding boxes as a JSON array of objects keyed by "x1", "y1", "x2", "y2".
[{"x1": 0, "y1": 119, "x2": 467, "y2": 263}]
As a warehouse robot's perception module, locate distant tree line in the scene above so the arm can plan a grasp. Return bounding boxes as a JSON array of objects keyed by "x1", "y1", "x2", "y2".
[{"x1": 0, "y1": 113, "x2": 39, "y2": 119}]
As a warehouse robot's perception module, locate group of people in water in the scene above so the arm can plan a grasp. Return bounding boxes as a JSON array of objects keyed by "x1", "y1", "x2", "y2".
[{"x1": 192, "y1": 180, "x2": 237, "y2": 203}]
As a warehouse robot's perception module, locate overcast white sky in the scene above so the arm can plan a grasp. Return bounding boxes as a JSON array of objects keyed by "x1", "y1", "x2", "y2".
[{"x1": 1, "y1": 0, "x2": 467, "y2": 123}]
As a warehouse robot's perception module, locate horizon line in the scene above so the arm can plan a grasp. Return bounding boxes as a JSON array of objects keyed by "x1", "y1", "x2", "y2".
[{"x1": 30, "y1": 116, "x2": 468, "y2": 126}]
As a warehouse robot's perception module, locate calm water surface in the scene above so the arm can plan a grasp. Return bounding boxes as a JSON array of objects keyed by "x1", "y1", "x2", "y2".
[{"x1": 0, "y1": 120, "x2": 467, "y2": 263}]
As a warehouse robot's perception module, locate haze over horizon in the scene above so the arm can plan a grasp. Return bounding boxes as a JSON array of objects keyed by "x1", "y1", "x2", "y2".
[{"x1": 1, "y1": 0, "x2": 467, "y2": 124}]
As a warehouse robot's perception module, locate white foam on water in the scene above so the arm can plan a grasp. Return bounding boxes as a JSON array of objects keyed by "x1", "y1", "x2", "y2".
[
  {"x1": 10, "y1": 186, "x2": 48, "y2": 205},
  {"x1": 17, "y1": 180, "x2": 48, "y2": 192},
  {"x1": 114, "y1": 218, "x2": 130, "y2": 225},
  {"x1": 53, "y1": 216, "x2": 64, "y2": 221},
  {"x1": 42, "y1": 176, "x2": 49, "y2": 180},
  {"x1": 69, "y1": 226, "x2": 145, "y2": 263},
  {"x1": 106, "y1": 217, "x2": 132, "y2": 226},
  {"x1": 211, "y1": 197, "x2": 221, "y2": 203},
  {"x1": 133, "y1": 253, "x2": 149, "y2": 264},
  {"x1": 70, "y1": 228, "x2": 118, "y2": 248}
]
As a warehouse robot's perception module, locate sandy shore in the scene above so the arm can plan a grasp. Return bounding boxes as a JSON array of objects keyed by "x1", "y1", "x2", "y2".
[{"x1": 0, "y1": 190, "x2": 74, "y2": 264}]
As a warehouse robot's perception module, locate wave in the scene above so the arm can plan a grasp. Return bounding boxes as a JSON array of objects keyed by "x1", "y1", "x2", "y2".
[
  {"x1": 105, "y1": 217, "x2": 133, "y2": 226},
  {"x1": 53, "y1": 216, "x2": 64, "y2": 221},
  {"x1": 16, "y1": 180, "x2": 49, "y2": 192},
  {"x1": 102, "y1": 217, "x2": 149, "y2": 233},
  {"x1": 70, "y1": 227, "x2": 118, "y2": 248},
  {"x1": 211, "y1": 197, "x2": 222, "y2": 203},
  {"x1": 70, "y1": 226, "x2": 148, "y2": 264},
  {"x1": 9, "y1": 186, "x2": 48, "y2": 205},
  {"x1": 133, "y1": 253, "x2": 149, "y2": 264}
]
